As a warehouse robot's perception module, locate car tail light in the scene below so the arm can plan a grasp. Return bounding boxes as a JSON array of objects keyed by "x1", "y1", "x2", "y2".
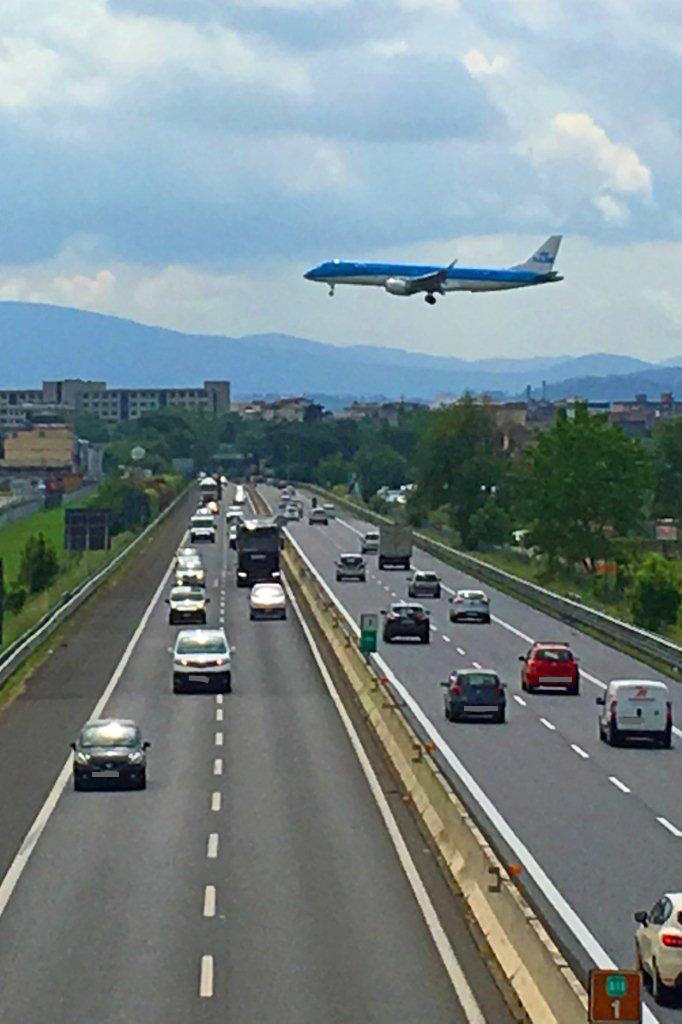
[
  {"x1": 415, "y1": 614, "x2": 427, "y2": 622},
  {"x1": 661, "y1": 933, "x2": 682, "y2": 947},
  {"x1": 450, "y1": 684, "x2": 462, "y2": 695},
  {"x1": 666, "y1": 700, "x2": 672, "y2": 724}
]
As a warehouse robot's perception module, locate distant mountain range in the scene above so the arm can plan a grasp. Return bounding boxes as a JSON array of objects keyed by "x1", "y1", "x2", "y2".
[{"x1": 0, "y1": 301, "x2": 678, "y2": 403}]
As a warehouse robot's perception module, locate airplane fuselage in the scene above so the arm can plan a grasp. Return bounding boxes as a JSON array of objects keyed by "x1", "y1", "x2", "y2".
[{"x1": 304, "y1": 259, "x2": 562, "y2": 293}]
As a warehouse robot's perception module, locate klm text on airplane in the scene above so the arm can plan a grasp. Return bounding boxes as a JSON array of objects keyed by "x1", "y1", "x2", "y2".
[{"x1": 304, "y1": 236, "x2": 563, "y2": 305}]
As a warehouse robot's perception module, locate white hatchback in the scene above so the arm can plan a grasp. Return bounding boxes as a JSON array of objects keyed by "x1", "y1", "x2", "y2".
[
  {"x1": 597, "y1": 679, "x2": 672, "y2": 747},
  {"x1": 250, "y1": 582, "x2": 286, "y2": 620},
  {"x1": 172, "y1": 628, "x2": 232, "y2": 693},
  {"x1": 635, "y1": 892, "x2": 682, "y2": 1003}
]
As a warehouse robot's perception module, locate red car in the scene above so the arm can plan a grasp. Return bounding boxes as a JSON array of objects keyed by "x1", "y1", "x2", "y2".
[{"x1": 519, "y1": 642, "x2": 579, "y2": 695}]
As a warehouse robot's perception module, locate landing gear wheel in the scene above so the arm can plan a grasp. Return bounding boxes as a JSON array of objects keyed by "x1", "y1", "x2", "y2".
[{"x1": 425, "y1": 293, "x2": 437, "y2": 305}]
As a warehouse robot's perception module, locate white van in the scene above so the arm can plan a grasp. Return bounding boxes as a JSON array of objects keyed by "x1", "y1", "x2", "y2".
[{"x1": 597, "y1": 679, "x2": 672, "y2": 748}]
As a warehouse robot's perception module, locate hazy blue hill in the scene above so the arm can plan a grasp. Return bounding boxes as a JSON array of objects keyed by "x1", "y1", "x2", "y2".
[
  {"x1": 0, "y1": 301, "x2": 671, "y2": 401},
  {"x1": 533, "y1": 367, "x2": 682, "y2": 402}
]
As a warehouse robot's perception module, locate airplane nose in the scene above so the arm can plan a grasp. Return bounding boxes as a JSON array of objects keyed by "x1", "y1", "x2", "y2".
[{"x1": 304, "y1": 268, "x2": 315, "y2": 280}]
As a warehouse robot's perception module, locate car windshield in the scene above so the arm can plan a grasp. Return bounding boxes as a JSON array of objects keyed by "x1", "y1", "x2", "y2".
[
  {"x1": 176, "y1": 634, "x2": 227, "y2": 655},
  {"x1": 536, "y1": 648, "x2": 572, "y2": 661},
  {"x1": 80, "y1": 723, "x2": 139, "y2": 748},
  {"x1": 171, "y1": 588, "x2": 203, "y2": 600}
]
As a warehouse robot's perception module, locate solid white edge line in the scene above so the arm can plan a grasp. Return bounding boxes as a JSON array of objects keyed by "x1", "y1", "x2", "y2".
[
  {"x1": 203, "y1": 885, "x2": 216, "y2": 918},
  {"x1": 608, "y1": 776, "x2": 630, "y2": 794},
  {"x1": 571, "y1": 744, "x2": 589, "y2": 760},
  {"x1": 0, "y1": 529, "x2": 185, "y2": 924},
  {"x1": 199, "y1": 954, "x2": 214, "y2": 997},
  {"x1": 282, "y1": 573, "x2": 487, "y2": 1024},
  {"x1": 211, "y1": 791, "x2": 221, "y2": 812},
  {"x1": 539, "y1": 718, "x2": 556, "y2": 732},
  {"x1": 657, "y1": 817, "x2": 682, "y2": 837}
]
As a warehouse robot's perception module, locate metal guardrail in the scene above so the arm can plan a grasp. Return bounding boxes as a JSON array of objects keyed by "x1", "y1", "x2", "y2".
[
  {"x1": 301, "y1": 483, "x2": 682, "y2": 676},
  {"x1": 0, "y1": 486, "x2": 191, "y2": 693}
]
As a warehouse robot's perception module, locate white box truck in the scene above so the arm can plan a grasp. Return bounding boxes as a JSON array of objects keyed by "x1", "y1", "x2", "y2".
[{"x1": 378, "y1": 524, "x2": 412, "y2": 570}]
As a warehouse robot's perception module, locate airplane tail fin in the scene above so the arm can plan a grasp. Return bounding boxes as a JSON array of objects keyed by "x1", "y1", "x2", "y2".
[{"x1": 512, "y1": 235, "x2": 562, "y2": 273}]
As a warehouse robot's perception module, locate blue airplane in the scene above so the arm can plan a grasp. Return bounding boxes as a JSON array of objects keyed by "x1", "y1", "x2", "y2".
[{"x1": 304, "y1": 235, "x2": 563, "y2": 305}]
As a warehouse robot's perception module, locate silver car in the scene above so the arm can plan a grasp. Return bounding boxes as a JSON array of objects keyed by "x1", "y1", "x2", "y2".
[
  {"x1": 407, "y1": 570, "x2": 441, "y2": 599},
  {"x1": 250, "y1": 582, "x2": 286, "y2": 620},
  {"x1": 335, "y1": 554, "x2": 366, "y2": 582},
  {"x1": 172, "y1": 628, "x2": 232, "y2": 693},
  {"x1": 361, "y1": 531, "x2": 379, "y2": 554},
  {"x1": 449, "y1": 589, "x2": 490, "y2": 623}
]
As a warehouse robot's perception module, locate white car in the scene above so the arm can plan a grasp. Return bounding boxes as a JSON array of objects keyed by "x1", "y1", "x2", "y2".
[
  {"x1": 234, "y1": 485, "x2": 246, "y2": 505},
  {"x1": 190, "y1": 513, "x2": 217, "y2": 543},
  {"x1": 322, "y1": 502, "x2": 336, "y2": 519},
  {"x1": 250, "y1": 582, "x2": 286, "y2": 620},
  {"x1": 597, "y1": 679, "x2": 672, "y2": 747},
  {"x1": 635, "y1": 892, "x2": 682, "y2": 1003},
  {"x1": 175, "y1": 556, "x2": 206, "y2": 588},
  {"x1": 172, "y1": 628, "x2": 232, "y2": 693}
]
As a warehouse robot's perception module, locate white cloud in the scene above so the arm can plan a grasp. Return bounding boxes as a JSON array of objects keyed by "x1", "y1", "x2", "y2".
[
  {"x1": 461, "y1": 48, "x2": 507, "y2": 77},
  {"x1": 593, "y1": 193, "x2": 629, "y2": 224},
  {"x1": 372, "y1": 39, "x2": 410, "y2": 58},
  {"x1": 51, "y1": 270, "x2": 116, "y2": 307},
  {"x1": 548, "y1": 112, "x2": 652, "y2": 194}
]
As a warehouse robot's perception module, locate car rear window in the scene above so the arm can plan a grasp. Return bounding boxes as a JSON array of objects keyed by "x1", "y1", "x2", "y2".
[
  {"x1": 535, "y1": 648, "x2": 573, "y2": 662},
  {"x1": 171, "y1": 588, "x2": 204, "y2": 599},
  {"x1": 191, "y1": 517, "x2": 214, "y2": 527},
  {"x1": 80, "y1": 723, "x2": 139, "y2": 748},
  {"x1": 461, "y1": 673, "x2": 499, "y2": 689},
  {"x1": 393, "y1": 604, "x2": 425, "y2": 617},
  {"x1": 417, "y1": 572, "x2": 438, "y2": 581}
]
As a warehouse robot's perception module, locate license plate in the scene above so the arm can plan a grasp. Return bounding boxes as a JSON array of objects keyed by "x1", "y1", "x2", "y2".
[
  {"x1": 93, "y1": 769, "x2": 119, "y2": 778},
  {"x1": 190, "y1": 674, "x2": 210, "y2": 683},
  {"x1": 540, "y1": 676, "x2": 572, "y2": 683}
]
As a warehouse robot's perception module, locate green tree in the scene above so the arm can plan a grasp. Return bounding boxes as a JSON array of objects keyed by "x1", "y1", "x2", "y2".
[
  {"x1": 629, "y1": 553, "x2": 681, "y2": 629},
  {"x1": 413, "y1": 397, "x2": 505, "y2": 548},
  {"x1": 18, "y1": 533, "x2": 60, "y2": 594},
  {"x1": 516, "y1": 407, "x2": 652, "y2": 568},
  {"x1": 354, "y1": 443, "x2": 407, "y2": 500},
  {"x1": 468, "y1": 495, "x2": 512, "y2": 550},
  {"x1": 89, "y1": 477, "x2": 151, "y2": 534},
  {"x1": 74, "y1": 413, "x2": 109, "y2": 443},
  {"x1": 651, "y1": 418, "x2": 682, "y2": 520},
  {"x1": 316, "y1": 452, "x2": 350, "y2": 488}
]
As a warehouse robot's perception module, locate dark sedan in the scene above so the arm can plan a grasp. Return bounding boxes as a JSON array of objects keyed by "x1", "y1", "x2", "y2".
[
  {"x1": 441, "y1": 670, "x2": 506, "y2": 723},
  {"x1": 71, "y1": 718, "x2": 150, "y2": 790},
  {"x1": 407, "y1": 570, "x2": 441, "y2": 599},
  {"x1": 382, "y1": 602, "x2": 430, "y2": 644}
]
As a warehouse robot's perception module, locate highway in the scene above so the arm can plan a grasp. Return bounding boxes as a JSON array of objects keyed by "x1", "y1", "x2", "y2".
[
  {"x1": 0, "y1": 488, "x2": 510, "y2": 1024},
  {"x1": 259, "y1": 485, "x2": 682, "y2": 1023}
]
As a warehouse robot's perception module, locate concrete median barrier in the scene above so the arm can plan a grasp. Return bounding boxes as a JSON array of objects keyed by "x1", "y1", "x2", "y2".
[{"x1": 254, "y1": 485, "x2": 588, "y2": 1024}]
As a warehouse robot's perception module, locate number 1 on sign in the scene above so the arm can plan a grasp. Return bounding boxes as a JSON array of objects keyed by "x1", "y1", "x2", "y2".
[{"x1": 611, "y1": 1000, "x2": 620, "y2": 1020}]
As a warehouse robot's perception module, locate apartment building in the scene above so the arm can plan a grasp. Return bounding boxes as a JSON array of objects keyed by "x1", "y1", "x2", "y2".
[{"x1": 0, "y1": 379, "x2": 231, "y2": 429}]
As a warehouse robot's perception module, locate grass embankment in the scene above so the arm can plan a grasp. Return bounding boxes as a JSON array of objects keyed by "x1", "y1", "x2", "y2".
[{"x1": 0, "y1": 503, "x2": 134, "y2": 654}]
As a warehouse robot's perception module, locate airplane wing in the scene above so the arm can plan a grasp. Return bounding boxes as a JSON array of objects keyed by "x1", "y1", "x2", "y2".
[{"x1": 404, "y1": 258, "x2": 457, "y2": 294}]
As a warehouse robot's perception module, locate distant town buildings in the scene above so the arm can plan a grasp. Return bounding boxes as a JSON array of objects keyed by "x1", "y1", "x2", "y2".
[
  {"x1": 0, "y1": 379, "x2": 231, "y2": 430},
  {"x1": 0, "y1": 422, "x2": 102, "y2": 489},
  {"x1": 232, "y1": 397, "x2": 325, "y2": 423}
]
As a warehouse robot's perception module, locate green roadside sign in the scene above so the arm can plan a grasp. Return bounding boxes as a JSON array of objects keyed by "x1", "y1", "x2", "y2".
[{"x1": 360, "y1": 613, "x2": 378, "y2": 654}]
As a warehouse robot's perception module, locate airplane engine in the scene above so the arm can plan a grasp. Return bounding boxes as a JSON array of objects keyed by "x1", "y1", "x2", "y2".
[{"x1": 384, "y1": 277, "x2": 412, "y2": 296}]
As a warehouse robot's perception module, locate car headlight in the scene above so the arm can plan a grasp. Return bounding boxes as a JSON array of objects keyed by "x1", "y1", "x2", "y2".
[
  {"x1": 128, "y1": 751, "x2": 144, "y2": 764},
  {"x1": 238, "y1": 571, "x2": 247, "y2": 578},
  {"x1": 75, "y1": 751, "x2": 91, "y2": 765}
]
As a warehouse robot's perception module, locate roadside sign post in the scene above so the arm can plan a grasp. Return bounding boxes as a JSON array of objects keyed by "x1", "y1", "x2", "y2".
[
  {"x1": 589, "y1": 970, "x2": 641, "y2": 1024},
  {"x1": 360, "y1": 613, "x2": 378, "y2": 659}
]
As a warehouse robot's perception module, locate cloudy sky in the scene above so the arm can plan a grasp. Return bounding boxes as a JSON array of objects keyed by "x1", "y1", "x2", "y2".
[{"x1": 1, "y1": 0, "x2": 682, "y2": 359}]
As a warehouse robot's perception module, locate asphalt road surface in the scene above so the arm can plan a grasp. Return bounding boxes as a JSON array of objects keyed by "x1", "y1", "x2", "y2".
[
  {"x1": 0, "y1": 487, "x2": 511, "y2": 1024},
  {"x1": 260, "y1": 485, "x2": 682, "y2": 1024}
]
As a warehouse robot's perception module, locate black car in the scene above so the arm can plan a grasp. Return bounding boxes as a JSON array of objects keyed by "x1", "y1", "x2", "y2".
[
  {"x1": 71, "y1": 718, "x2": 150, "y2": 790},
  {"x1": 441, "y1": 670, "x2": 506, "y2": 723},
  {"x1": 336, "y1": 553, "x2": 367, "y2": 582},
  {"x1": 407, "y1": 570, "x2": 441, "y2": 599},
  {"x1": 381, "y1": 602, "x2": 430, "y2": 644}
]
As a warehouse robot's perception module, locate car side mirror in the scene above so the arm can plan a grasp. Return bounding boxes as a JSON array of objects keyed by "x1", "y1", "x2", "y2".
[
  {"x1": 518, "y1": 655, "x2": 525, "y2": 661},
  {"x1": 164, "y1": 598, "x2": 169, "y2": 603},
  {"x1": 448, "y1": 596, "x2": 453, "y2": 603},
  {"x1": 205, "y1": 597, "x2": 211, "y2": 603},
  {"x1": 596, "y1": 696, "x2": 605, "y2": 706},
  {"x1": 634, "y1": 911, "x2": 648, "y2": 925},
  {"x1": 380, "y1": 610, "x2": 387, "y2": 615},
  {"x1": 167, "y1": 646, "x2": 174, "y2": 654},
  {"x1": 439, "y1": 681, "x2": 450, "y2": 688},
  {"x1": 70, "y1": 741, "x2": 76, "y2": 751},
  {"x1": 143, "y1": 741, "x2": 151, "y2": 750}
]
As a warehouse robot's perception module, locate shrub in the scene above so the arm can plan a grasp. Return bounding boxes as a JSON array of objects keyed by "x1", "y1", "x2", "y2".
[
  {"x1": 4, "y1": 585, "x2": 27, "y2": 614},
  {"x1": 18, "y1": 533, "x2": 60, "y2": 594},
  {"x1": 628, "y1": 553, "x2": 681, "y2": 630}
]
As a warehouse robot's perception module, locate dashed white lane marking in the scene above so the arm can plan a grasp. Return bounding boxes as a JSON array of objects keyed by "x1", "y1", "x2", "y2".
[
  {"x1": 540, "y1": 718, "x2": 556, "y2": 731},
  {"x1": 391, "y1": 592, "x2": 398, "y2": 598},
  {"x1": 207, "y1": 833, "x2": 219, "y2": 858},
  {"x1": 609, "y1": 776, "x2": 630, "y2": 794},
  {"x1": 472, "y1": 661, "x2": 481, "y2": 669},
  {"x1": 571, "y1": 744, "x2": 589, "y2": 759},
  {"x1": 199, "y1": 955, "x2": 214, "y2": 998},
  {"x1": 384, "y1": 585, "x2": 390, "y2": 591},
  {"x1": 657, "y1": 817, "x2": 682, "y2": 837},
  {"x1": 213, "y1": 579, "x2": 219, "y2": 588},
  {"x1": 456, "y1": 647, "x2": 466, "y2": 656},
  {"x1": 216, "y1": 708, "x2": 223, "y2": 722},
  {"x1": 215, "y1": 731, "x2": 223, "y2": 746},
  {"x1": 211, "y1": 792, "x2": 221, "y2": 812},
  {"x1": 203, "y1": 885, "x2": 216, "y2": 918},
  {"x1": 216, "y1": 694, "x2": 223, "y2": 705},
  {"x1": 442, "y1": 635, "x2": 451, "y2": 643},
  {"x1": 430, "y1": 624, "x2": 437, "y2": 632},
  {"x1": 513, "y1": 695, "x2": 527, "y2": 707},
  {"x1": 213, "y1": 758, "x2": 223, "y2": 776}
]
